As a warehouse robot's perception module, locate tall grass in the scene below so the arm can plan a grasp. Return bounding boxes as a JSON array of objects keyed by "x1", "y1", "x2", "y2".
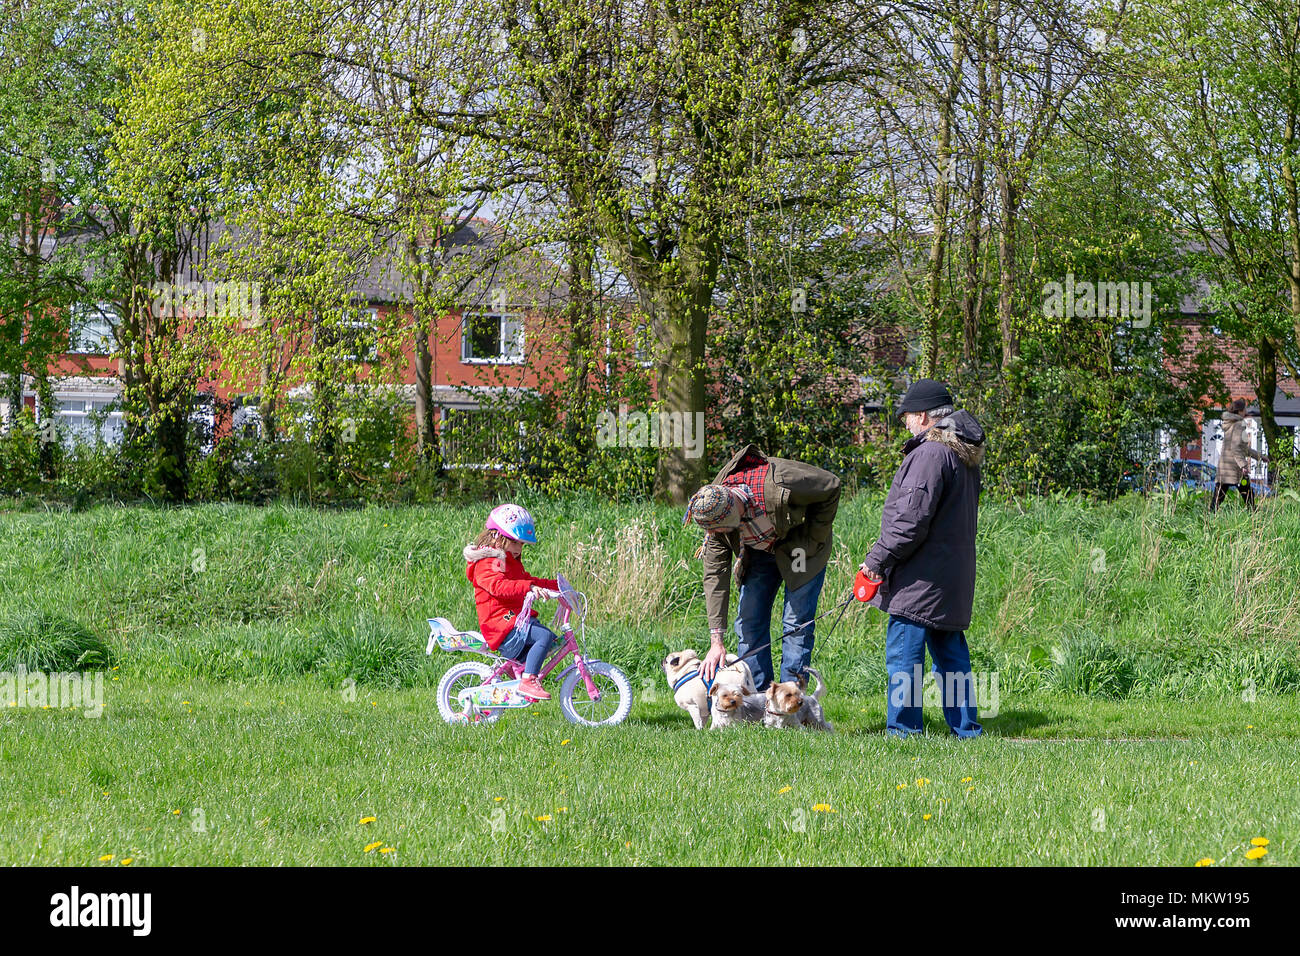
[{"x1": 1, "y1": 491, "x2": 1297, "y2": 697}]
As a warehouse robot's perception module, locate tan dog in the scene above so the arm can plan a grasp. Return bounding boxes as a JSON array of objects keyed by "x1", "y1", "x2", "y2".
[
  {"x1": 663, "y1": 649, "x2": 757, "y2": 729},
  {"x1": 763, "y1": 668, "x2": 833, "y2": 731}
]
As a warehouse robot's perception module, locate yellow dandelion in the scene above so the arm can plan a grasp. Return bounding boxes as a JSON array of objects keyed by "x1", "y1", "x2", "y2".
[
  {"x1": 923, "y1": 814, "x2": 932, "y2": 821},
  {"x1": 371, "y1": 701, "x2": 377, "y2": 707},
  {"x1": 181, "y1": 701, "x2": 190, "y2": 705},
  {"x1": 363, "y1": 841, "x2": 383, "y2": 853},
  {"x1": 494, "y1": 797, "x2": 505, "y2": 802},
  {"x1": 359, "y1": 816, "x2": 377, "y2": 825},
  {"x1": 1245, "y1": 847, "x2": 1267, "y2": 860},
  {"x1": 120, "y1": 858, "x2": 133, "y2": 866},
  {"x1": 966, "y1": 786, "x2": 975, "y2": 793},
  {"x1": 1251, "y1": 837, "x2": 1269, "y2": 847},
  {"x1": 1195, "y1": 858, "x2": 1214, "y2": 867},
  {"x1": 777, "y1": 786, "x2": 793, "y2": 795},
  {"x1": 961, "y1": 776, "x2": 972, "y2": 783},
  {"x1": 379, "y1": 847, "x2": 395, "y2": 854},
  {"x1": 625, "y1": 841, "x2": 631, "y2": 848},
  {"x1": 1247, "y1": 724, "x2": 1254, "y2": 729},
  {"x1": 172, "y1": 809, "x2": 181, "y2": 815},
  {"x1": 916, "y1": 777, "x2": 930, "y2": 787},
  {"x1": 561, "y1": 739, "x2": 571, "y2": 746},
  {"x1": 896, "y1": 783, "x2": 908, "y2": 790},
  {"x1": 98, "y1": 854, "x2": 114, "y2": 862},
  {"x1": 811, "y1": 804, "x2": 836, "y2": 813},
  {"x1": 535, "y1": 814, "x2": 552, "y2": 822}
]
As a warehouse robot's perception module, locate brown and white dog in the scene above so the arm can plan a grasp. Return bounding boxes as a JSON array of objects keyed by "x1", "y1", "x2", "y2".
[
  {"x1": 763, "y1": 667, "x2": 833, "y2": 731},
  {"x1": 662, "y1": 649, "x2": 757, "y2": 729},
  {"x1": 709, "y1": 684, "x2": 767, "y2": 728}
]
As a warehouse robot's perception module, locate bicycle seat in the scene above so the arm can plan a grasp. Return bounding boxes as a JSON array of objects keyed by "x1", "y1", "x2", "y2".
[{"x1": 427, "y1": 618, "x2": 490, "y2": 654}]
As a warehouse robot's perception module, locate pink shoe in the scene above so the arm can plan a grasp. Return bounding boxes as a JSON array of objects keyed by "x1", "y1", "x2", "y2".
[{"x1": 518, "y1": 675, "x2": 550, "y2": 701}]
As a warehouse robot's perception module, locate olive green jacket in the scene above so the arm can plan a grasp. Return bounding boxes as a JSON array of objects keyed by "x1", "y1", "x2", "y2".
[{"x1": 700, "y1": 445, "x2": 842, "y2": 632}]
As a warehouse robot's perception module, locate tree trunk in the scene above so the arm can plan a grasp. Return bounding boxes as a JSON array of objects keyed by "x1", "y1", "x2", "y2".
[
  {"x1": 414, "y1": 322, "x2": 437, "y2": 462},
  {"x1": 1255, "y1": 336, "x2": 1279, "y2": 463},
  {"x1": 563, "y1": 227, "x2": 595, "y2": 456},
  {"x1": 652, "y1": 271, "x2": 713, "y2": 504}
]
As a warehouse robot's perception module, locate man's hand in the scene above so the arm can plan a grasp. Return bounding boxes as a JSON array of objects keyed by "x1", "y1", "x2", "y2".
[
  {"x1": 701, "y1": 632, "x2": 727, "y2": 681},
  {"x1": 858, "y1": 561, "x2": 882, "y2": 582}
]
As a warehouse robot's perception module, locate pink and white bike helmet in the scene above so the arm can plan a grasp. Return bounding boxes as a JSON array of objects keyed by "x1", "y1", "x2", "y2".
[{"x1": 486, "y1": 503, "x2": 538, "y2": 544}]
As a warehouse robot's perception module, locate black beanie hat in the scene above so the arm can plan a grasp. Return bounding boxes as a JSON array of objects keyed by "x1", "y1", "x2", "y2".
[{"x1": 897, "y1": 379, "x2": 954, "y2": 418}]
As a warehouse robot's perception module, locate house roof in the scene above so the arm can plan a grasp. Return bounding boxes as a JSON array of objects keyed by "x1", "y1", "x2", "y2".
[{"x1": 50, "y1": 209, "x2": 572, "y2": 313}]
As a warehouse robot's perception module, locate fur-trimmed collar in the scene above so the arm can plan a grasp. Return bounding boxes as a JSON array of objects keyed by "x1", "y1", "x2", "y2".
[
  {"x1": 463, "y1": 544, "x2": 507, "y2": 563},
  {"x1": 925, "y1": 415, "x2": 986, "y2": 468}
]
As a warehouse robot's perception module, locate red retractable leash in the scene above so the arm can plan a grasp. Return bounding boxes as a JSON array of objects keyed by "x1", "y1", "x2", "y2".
[{"x1": 854, "y1": 569, "x2": 881, "y2": 603}]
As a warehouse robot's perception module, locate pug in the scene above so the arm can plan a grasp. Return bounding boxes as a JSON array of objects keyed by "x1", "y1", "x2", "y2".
[
  {"x1": 662, "y1": 649, "x2": 757, "y2": 729},
  {"x1": 763, "y1": 667, "x2": 833, "y2": 731}
]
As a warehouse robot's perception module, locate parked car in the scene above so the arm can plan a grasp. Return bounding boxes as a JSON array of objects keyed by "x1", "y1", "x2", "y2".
[{"x1": 1120, "y1": 459, "x2": 1273, "y2": 497}]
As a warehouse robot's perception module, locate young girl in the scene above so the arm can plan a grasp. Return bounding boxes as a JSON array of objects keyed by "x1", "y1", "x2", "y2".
[{"x1": 463, "y1": 503, "x2": 560, "y2": 701}]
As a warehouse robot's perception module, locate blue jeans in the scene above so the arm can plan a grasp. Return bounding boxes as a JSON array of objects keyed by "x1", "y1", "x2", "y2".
[
  {"x1": 734, "y1": 549, "x2": 827, "y2": 690},
  {"x1": 885, "y1": 614, "x2": 982, "y2": 737},
  {"x1": 498, "y1": 619, "x2": 555, "y2": 674}
]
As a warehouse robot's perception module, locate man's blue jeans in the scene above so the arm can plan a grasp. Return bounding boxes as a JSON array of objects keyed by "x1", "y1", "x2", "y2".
[
  {"x1": 885, "y1": 614, "x2": 982, "y2": 738},
  {"x1": 734, "y1": 549, "x2": 827, "y2": 690}
]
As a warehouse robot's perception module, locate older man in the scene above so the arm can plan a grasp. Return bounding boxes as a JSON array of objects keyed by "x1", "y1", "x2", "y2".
[
  {"x1": 684, "y1": 444, "x2": 841, "y2": 688},
  {"x1": 860, "y1": 379, "x2": 985, "y2": 738}
]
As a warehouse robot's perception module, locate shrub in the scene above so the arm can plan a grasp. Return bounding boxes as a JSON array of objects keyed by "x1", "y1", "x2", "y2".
[{"x1": 0, "y1": 610, "x2": 113, "y2": 671}]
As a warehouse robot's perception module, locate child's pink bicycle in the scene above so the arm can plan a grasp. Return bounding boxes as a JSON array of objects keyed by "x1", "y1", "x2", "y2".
[{"x1": 428, "y1": 574, "x2": 632, "y2": 727}]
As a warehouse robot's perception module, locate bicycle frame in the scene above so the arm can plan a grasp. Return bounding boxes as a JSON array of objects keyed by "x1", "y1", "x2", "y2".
[{"x1": 472, "y1": 590, "x2": 602, "y2": 702}]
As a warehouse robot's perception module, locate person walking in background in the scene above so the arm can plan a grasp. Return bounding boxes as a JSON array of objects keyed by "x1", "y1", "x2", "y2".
[
  {"x1": 1211, "y1": 398, "x2": 1269, "y2": 513},
  {"x1": 859, "y1": 379, "x2": 985, "y2": 738}
]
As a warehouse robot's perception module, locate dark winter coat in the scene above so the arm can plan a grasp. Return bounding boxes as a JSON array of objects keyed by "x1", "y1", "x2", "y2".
[{"x1": 863, "y1": 411, "x2": 985, "y2": 631}]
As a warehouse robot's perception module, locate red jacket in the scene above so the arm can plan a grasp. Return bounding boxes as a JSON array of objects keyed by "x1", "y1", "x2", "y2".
[{"x1": 463, "y1": 544, "x2": 559, "y2": 649}]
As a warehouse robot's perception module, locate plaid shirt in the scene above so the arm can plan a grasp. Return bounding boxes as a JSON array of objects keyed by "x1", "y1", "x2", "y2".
[{"x1": 722, "y1": 458, "x2": 776, "y2": 551}]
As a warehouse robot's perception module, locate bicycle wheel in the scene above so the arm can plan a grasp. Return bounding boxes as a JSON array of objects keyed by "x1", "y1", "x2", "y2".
[
  {"x1": 559, "y1": 661, "x2": 633, "y2": 727},
  {"x1": 436, "y1": 661, "x2": 501, "y2": 726}
]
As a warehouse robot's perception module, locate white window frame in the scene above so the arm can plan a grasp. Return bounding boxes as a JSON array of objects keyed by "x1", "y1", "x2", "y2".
[
  {"x1": 52, "y1": 390, "x2": 125, "y2": 446},
  {"x1": 461, "y1": 311, "x2": 524, "y2": 365},
  {"x1": 69, "y1": 301, "x2": 119, "y2": 355}
]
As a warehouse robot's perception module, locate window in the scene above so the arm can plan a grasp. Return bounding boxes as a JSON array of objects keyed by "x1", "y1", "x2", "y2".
[
  {"x1": 54, "y1": 394, "x2": 124, "y2": 446},
  {"x1": 69, "y1": 302, "x2": 119, "y2": 355},
  {"x1": 461, "y1": 312, "x2": 523, "y2": 363},
  {"x1": 315, "y1": 308, "x2": 378, "y2": 363},
  {"x1": 633, "y1": 322, "x2": 654, "y2": 367}
]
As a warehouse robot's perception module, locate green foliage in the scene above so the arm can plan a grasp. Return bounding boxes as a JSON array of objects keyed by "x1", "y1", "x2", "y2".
[{"x1": 0, "y1": 610, "x2": 112, "y2": 671}]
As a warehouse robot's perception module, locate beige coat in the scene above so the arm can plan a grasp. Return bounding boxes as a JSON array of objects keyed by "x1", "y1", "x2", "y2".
[{"x1": 1216, "y1": 412, "x2": 1265, "y2": 485}]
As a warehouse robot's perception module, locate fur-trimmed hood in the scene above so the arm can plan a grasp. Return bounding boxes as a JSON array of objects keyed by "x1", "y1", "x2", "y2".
[
  {"x1": 924, "y1": 409, "x2": 986, "y2": 468},
  {"x1": 463, "y1": 543, "x2": 506, "y2": 563}
]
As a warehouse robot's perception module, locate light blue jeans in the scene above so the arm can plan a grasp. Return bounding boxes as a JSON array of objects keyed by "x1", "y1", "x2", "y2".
[
  {"x1": 885, "y1": 614, "x2": 982, "y2": 737},
  {"x1": 734, "y1": 549, "x2": 827, "y2": 690}
]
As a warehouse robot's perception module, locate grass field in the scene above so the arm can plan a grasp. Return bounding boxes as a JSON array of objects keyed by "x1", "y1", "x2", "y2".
[{"x1": 1, "y1": 492, "x2": 1296, "y2": 865}]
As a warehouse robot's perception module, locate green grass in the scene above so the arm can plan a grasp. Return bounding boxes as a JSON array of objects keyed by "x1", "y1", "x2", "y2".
[
  {"x1": 1, "y1": 678, "x2": 1293, "y2": 865},
  {"x1": 0, "y1": 493, "x2": 1296, "y2": 864}
]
